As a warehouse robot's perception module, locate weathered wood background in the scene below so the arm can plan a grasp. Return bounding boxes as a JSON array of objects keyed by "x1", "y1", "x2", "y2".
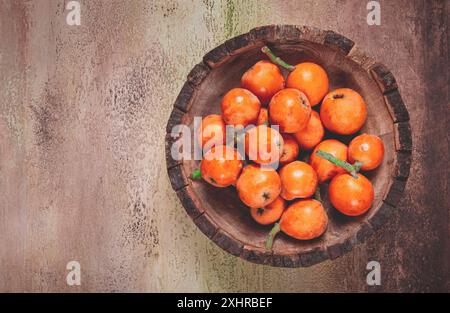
[{"x1": 0, "y1": 0, "x2": 448, "y2": 292}]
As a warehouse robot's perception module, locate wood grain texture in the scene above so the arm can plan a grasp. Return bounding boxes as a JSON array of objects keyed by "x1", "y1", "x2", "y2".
[{"x1": 0, "y1": 0, "x2": 448, "y2": 292}]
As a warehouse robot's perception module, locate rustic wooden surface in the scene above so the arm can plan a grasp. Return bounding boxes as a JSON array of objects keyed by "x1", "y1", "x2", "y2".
[{"x1": 0, "y1": 0, "x2": 448, "y2": 292}]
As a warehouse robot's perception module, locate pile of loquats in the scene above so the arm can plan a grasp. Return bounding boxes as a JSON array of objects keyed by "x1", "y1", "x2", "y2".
[{"x1": 194, "y1": 46, "x2": 385, "y2": 249}]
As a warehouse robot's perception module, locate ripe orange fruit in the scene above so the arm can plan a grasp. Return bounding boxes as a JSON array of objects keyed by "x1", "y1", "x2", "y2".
[
  {"x1": 310, "y1": 139, "x2": 348, "y2": 183},
  {"x1": 257, "y1": 108, "x2": 269, "y2": 126},
  {"x1": 286, "y1": 62, "x2": 329, "y2": 106},
  {"x1": 201, "y1": 145, "x2": 243, "y2": 187},
  {"x1": 279, "y1": 161, "x2": 318, "y2": 200},
  {"x1": 348, "y1": 134, "x2": 385, "y2": 171},
  {"x1": 279, "y1": 134, "x2": 300, "y2": 165},
  {"x1": 329, "y1": 173, "x2": 374, "y2": 216},
  {"x1": 197, "y1": 114, "x2": 226, "y2": 150},
  {"x1": 221, "y1": 88, "x2": 261, "y2": 127},
  {"x1": 241, "y1": 60, "x2": 285, "y2": 105},
  {"x1": 293, "y1": 110, "x2": 324, "y2": 150},
  {"x1": 244, "y1": 125, "x2": 284, "y2": 165},
  {"x1": 280, "y1": 199, "x2": 328, "y2": 240},
  {"x1": 320, "y1": 88, "x2": 367, "y2": 135},
  {"x1": 250, "y1": 196, "x2": 286, "y2": 225},
  {"x1": 269, "y1": 88, "x2": 311, "y2": 133},
  {"x1": 236, "y1": 164, "x2": 281, "y2": 209}
]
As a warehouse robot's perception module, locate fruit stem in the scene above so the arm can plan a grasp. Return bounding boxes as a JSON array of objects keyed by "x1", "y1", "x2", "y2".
[
  {"x1": 191, "y1": 169, "x2": 202, "y2": 180},
  {"x1": 261, "y1": 46, "x2": 295, "y2": 71},
  {"x1": 353, "y1": 161, "x2": 363, "y2": 173},
  {"x1": 316, "y1": 150, "x2": 361, "y2": 179},
  {"x1": 314, "y1": 187, "x2": 322, "y2": 202},
  {"x1": 265, "y1": 222, "x2": 281, "y2": 250}
]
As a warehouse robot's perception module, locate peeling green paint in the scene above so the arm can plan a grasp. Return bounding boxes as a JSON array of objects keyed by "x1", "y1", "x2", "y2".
[{"x1": 224, "y1": 0, "x2": 236, "y2": 38}]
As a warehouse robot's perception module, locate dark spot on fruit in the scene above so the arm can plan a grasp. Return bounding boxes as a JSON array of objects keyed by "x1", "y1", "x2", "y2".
[
  {"x1": 333, "y1": 93, "x2": 345, "y2": 99},
  {"x1": 262, "y1": 192, "x2": 270, "y2": 200},
  {"x1": 257, "y1": 208, "x2": 265, "y2": 216},
  {"x1": 209, "y1": 176, "x2": 217, "y2": 184},
  {"x1": 299, "y1": 95, "x2": 309, "y2": 108}
]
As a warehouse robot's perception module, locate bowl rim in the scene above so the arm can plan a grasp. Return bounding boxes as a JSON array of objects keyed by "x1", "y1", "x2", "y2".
[{"x1": 165, "y1": 25, "x2": 412, "y2": 267}]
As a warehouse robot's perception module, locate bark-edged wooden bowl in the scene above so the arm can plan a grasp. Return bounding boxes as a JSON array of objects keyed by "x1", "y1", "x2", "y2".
[{"x1": 165, "y1": 25, "x2": 411, "y2": 267}]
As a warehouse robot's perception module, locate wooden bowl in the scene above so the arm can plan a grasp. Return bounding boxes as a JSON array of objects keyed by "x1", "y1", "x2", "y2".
[{"x1": 165, "y1": 25, "x2": 411, "y2": 267}]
